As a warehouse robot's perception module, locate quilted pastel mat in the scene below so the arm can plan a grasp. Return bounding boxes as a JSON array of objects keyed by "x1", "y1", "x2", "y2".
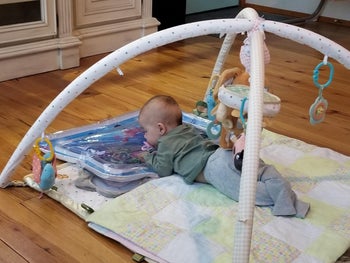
[{"x1": 86, "y1": 129, "x2": 350, "y2": 263}]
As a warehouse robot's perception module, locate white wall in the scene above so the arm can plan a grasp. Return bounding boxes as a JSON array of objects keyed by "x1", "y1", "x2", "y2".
[
  {"x1": 186, "y1": 0, "x2": 239, "y2": 14},
  {"x1": 246, "y1": 0, "x2": 350, "y2": 20}
]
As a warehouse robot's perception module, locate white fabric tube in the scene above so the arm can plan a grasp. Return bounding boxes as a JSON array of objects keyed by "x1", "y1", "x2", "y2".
[
  {"x1": 204, "y1": 33, "x2": 237, "y2": 101},
  {"x1": 232, "y1": 8, "x2": 264, "y2": 263},
  {"x1": 264, "y1": 20, "x2": 350, "y2": 69},
  {"x1": 212, "y1": 34, "x2": 237, "y2": 76}
]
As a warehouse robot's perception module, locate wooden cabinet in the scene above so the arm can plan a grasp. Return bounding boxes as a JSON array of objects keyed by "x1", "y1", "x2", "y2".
[
  {"x1": 75, "y1": 0, "x2": 142, "y2": 28},
  {"x1": 0, "y1": 0, "x2": 159, "y2": 81}
]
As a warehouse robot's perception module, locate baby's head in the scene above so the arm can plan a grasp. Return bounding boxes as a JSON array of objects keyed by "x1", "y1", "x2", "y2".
[{"x1": 138, "y1": 95, "x2": 182, "y2": 147}]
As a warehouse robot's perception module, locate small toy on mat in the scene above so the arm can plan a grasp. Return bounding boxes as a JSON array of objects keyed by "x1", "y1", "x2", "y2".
[{"x1": 32, "y1": 137, "x2": 57, "y2": 198}]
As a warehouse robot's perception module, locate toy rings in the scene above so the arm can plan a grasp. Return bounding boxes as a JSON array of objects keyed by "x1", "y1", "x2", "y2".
[
  {"x1": 33, "y1": 137, "x2": 54, "y2": 162},
  {"x1": 313, "y1": 61, "x2": 334, "y2": 89},
  {"x1": 206, "y1": 121, "x2": 222, "y2": 140}
]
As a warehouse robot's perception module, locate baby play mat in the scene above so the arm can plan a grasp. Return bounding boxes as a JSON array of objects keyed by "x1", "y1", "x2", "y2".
[
  {"x1": 24, "y1": 113, "x2": 350, "y2": 262},
  {"x1": 86, "y1": 129, "x2": 350, "y2": 263}
]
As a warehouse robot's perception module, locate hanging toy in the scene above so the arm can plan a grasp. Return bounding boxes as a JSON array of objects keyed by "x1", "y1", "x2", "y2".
[
  {"x1": 32, "y1": 136, "x2": 57, "y2": 198},
  {"x1": 206, "y1": 89, "x2": 216, "y2": 121},
  {"x1": 195, "y1": 74, "x2": 219, "y2": 121},
  {"x1": 239, "y1": 96, "x2": 248, "y2": 132},
  {"x1": 192, "y1": 100, "x2": 209, "y2": 119},
  {"x1": 309, "y1": 57, "x2": 334, "y2": 125},
  {"x1": 206, "y1": 120, "x2": 222, "y2": 140}
]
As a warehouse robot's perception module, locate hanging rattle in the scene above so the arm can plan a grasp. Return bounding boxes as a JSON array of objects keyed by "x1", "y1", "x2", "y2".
[
  {"x1": 32, "y1": 136, "x2": 57, "y2": 198},
  {"x1": 309, "y1": 57, "x2": 334, "y2": 125},
  {"x1": 239, "y1": 96, "x2": 248, "y2": 132},
  {"x1": 206, "y1": 120, "x2": 222, "y2": 140}
]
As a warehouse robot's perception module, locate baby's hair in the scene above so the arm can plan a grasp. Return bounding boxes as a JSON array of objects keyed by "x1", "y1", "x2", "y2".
[{"x1": 140, "y1": 95, "x2": 182, "y2": 126}]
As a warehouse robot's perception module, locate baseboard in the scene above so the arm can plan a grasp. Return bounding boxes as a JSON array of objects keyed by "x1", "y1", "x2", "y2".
[
  {"x1": 318, "y1": 16, "x2": 350, "y2": 27},
  {"x1": 0, "y1": 37, "x2": 81, "y2": 82},
  {"x1": 242, "y1": 3, "x2": 350, "y2": 27}
]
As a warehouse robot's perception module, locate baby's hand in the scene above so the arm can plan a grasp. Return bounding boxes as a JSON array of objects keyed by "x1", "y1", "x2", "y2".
[
  {"x1": 141, "y1": 141, "x2": 155, "y2": 152},
  {"x1": 136, "y1": 151, "x2": 149, "y2": 162}
]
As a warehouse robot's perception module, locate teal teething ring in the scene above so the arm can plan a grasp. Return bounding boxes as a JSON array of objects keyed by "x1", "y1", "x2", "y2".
[
  {"x1": 207, "y1": 121, "x2": 222, "y2": 140},
  {"x1": 309, "y1": 61, "x2": 334, "y2": 125},
  {"x1": 313, "y1": 61, "x2": 334, "y2": 89}
]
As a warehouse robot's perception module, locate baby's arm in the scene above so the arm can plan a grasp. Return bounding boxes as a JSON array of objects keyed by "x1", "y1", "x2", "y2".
[
  {"x1": 143, "y1": 145, "x2": 174, "y2": 177},
  {"x1": 137, "y1": 142, "x2": 155, "y2": 162}
]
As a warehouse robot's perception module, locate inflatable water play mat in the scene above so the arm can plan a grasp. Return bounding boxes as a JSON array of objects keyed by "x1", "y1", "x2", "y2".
[{"x1": 38, "y1": 112, "x2": 211, "y2": 195}]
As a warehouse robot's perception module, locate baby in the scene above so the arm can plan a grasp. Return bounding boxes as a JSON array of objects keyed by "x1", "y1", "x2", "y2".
[{"x1": 138, "y1": 95, "x2": 310, "y2": 218}]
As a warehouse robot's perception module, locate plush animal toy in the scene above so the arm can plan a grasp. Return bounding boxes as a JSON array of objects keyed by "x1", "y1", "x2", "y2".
[{"x1": 210, "y1": 67, "x2": 250, "y2": 149}]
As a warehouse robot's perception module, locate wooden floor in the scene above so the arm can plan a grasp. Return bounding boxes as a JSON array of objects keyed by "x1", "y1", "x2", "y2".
[{"x1": 0, "y1": 20, "x2": 349, "y2": 262}]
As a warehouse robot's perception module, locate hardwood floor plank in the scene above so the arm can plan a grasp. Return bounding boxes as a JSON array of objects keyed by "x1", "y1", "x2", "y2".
[{"x1": 0, "y1": 240, "x2": 27, "y2": 263}]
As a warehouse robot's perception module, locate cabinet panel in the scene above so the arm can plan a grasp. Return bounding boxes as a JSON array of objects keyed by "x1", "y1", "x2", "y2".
[
  {"x1": 0, "y1": 0, "x2": 56, "y2": 46},
  {"x1": 74, "y1": 0, "x2": 141, "y2": 28}
]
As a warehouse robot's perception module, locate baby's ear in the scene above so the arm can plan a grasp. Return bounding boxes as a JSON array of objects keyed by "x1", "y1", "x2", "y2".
[{"x1": 158, "y1": 122, "x2": 167, "y2": 135}]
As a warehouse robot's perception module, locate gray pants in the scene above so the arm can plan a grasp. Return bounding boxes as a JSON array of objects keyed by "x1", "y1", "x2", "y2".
[{"x1": 203, "y1": 148, "x2": 310, "y2": 218}]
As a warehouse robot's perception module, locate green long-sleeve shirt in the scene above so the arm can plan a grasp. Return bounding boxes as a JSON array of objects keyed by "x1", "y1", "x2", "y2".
[{"x1": 144, "y1": 124, "x2": 218, "y2": 184}]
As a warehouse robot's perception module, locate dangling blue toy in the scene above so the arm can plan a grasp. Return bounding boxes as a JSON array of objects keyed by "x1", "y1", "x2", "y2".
[
  {"x1": 32, "y1": 137, "x2": 57, "y2": 198},
  {"x1": 206, "y1": 89, "x2": 216, "y2": 121},
  {"x1": 309, "y1": 58, "x2": 334, "y2": 125},
  {"x1": 206, "y1": 89, "x2": 223, "y2": 140}
]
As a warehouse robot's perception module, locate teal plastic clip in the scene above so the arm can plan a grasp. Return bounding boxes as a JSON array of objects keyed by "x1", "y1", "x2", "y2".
[
  {"x1": 206, "y1": 121, "x2": 222, "y2": 140},
  {"x1": 240, "y1": 97, "x2": 248, "y2": 131},
  {"x1": 313, "y1": 61, "x2": 334, "y2": 89}
]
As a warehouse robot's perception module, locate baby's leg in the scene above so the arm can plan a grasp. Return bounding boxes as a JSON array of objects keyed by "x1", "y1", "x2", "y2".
[
  {"x1": 204, "y1": 149, "x2": 309, "y2": 218},
  {"x1": 204, "y1": 148, "x2": 241, "y2": 201},
  {"x1": 205, "y1": 149, "x2": 284, "y2": 206},
  {"x1": 257, "y1": 163, "x2": 309, "y2": 218}
]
